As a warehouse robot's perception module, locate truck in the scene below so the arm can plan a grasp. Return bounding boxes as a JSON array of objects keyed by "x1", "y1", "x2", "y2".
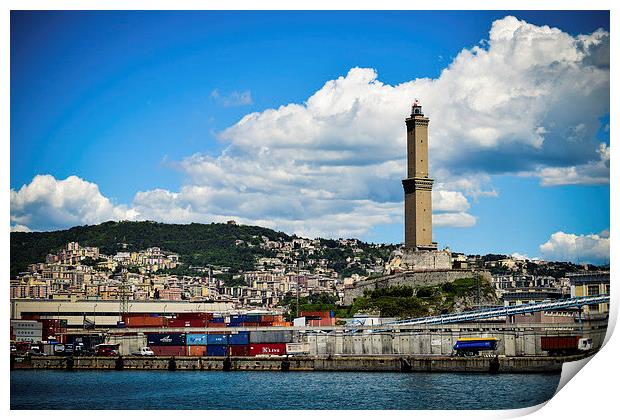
[
  {"x1": 453, "y1": 337, "x2": 500, "y2": 356},
  {"x1": 541, "y1": 336, "x2": 593, "y2": 356},
  {"x1": 95, "y1": 343, "x2": 120, "y2": 357},
  {"x1": 132, "y1": 347, "x2": 155, "y2": 356}
]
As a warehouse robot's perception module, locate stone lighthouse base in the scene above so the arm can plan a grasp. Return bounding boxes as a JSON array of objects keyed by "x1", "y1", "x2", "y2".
[{"x1": 386, "y1": 248, "x2": 452, "y2": 274}]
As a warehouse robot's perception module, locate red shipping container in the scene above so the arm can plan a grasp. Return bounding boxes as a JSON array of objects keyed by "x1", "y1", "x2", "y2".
[
  {"x1": 249, "y1": 343, "x2": 286, "y2": 356},
  {"x1": 260, "y1": 315, "x2": 275, "y2": 322},
  {"x1": 176, "y1": 312, "x2": 213, "y2": 321},
  {"x1": 168, "y1": 319, "x2": 209, "y2": 328},
  {"x1": 230, "y1": 345, "x2": 250, "y2": 356},
  {"x1": 241, "y1": 322, "x2": 259, "y2": 327},
  {"x1": 258, "y1": 321, "x2": 273, "y2": 327},
  {"x1": 300, "y1": 310, "x2": 332, "y2": 318},
  {"x1": 308, "y1": 318, "x2": 335, "y2": 327},
  {"x1": 207, "y1": 322, "x2": 226, "y2": 328},
  {"x1": 187, "y1": 345, "x2": 207, "y2": 356},
  {"x1": 541, "y1": 336, "x2": 580, "y2": 351},
  {"x1": 150, "y1": 346, "x2": 187, "y2": 356}
]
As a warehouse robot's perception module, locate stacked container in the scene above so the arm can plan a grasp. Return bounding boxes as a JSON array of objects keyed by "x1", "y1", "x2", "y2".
[
  {"x1": 147, "y1": 333, "x2": 186, "y2": 356},
  {"x1": 186, "y1": 333, "x2": 208, "y2": 356},
  {"x1": 40, "y1": 319, "x2": 67, "y2": 340},
  {"x1": 229, "y1": 331, "x2": 250, "y2": 356},
  {"x1": 206, "y1": 333, "x2": 229, "y2": 356}
]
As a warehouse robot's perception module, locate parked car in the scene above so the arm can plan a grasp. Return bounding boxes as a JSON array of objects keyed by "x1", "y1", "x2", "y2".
[{"x1": 132, "y1": 347, "x2": 155, "y2": 356}]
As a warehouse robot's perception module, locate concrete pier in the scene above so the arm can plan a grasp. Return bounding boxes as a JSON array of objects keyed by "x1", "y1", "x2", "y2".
[{"x1": 12, "y1": 354, "x2": 583, "y2": 373}]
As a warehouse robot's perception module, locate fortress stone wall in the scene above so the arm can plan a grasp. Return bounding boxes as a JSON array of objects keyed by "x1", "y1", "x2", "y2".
[{"x1": 343, "y1": 269, "x2": 491, "y2": 305}]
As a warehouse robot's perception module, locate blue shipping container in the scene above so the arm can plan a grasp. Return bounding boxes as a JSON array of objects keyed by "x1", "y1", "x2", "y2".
[
  {"x1": 229, "y1": 332, "x2": 250, "y2": 345},
  {"x1": 207, "y1": 345, "x2": 228, "y2": 356},
  {"x1": 206, "y1": 334, "x2": 229, "y2": 345},
  {"x1": 147, "y1": 333, "x2": 186, "y2": 346},
  {"x1": 186, "y1": 334, "x2": 208, "y2": 345},
  {"x1": 211, "y1": 317, "x2": 225, "y2": 323}
]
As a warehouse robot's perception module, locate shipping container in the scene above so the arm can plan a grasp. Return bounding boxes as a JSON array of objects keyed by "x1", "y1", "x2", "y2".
[
  {"x1": 176, "y1": 312, "x2": 213, "y2": 321},
  {"x1": 541, "y1": 336, "x2": 581, "y2": 355},
  {"x1": 229, "y1": 345, "x2": 250, "y2": 356},
  {"x1": 229, "y1": 332, "x2": 250, "y2": 345},
  {"x1": 240, "y1": 322, "x2": 259, "y2": 327},
  {"x1": 187, "y1": 345, "x2": 207, "y2": 356},
  {"x1": 150, "y1": 345, "x2": 186, "y2": 356},
  {"x1": 307, "y1": 318, "x2": 336, "y2": 327},
  {"x1": 230, "y1": 315, "x2": 247, "y2": 323},
  {"x1": 147, "y1": 333, "x2": 186, "y2": 346},
  {"x1": 123, "y1": 315, "x2": 167, "y2": 328},
  {"x1": 168, "y1": 319, "x2": 209, "y2": 328},
  {"x1": 249, "y1": 331, "x2": 293, "y2": 344},
  {"x1": 249, "y1": 343, "x2": 286, "y2": 356},
  {"x1": 186, "y1": 334, "x2": 208, "y2": 345},
  {"x1": 286, "y1": 342, "x2": 310, "y2": 355},
  {"x1": 211, "y1": 317, "x2": 225, "y2": 323},
  {"x1": 272, "y1": 321, "x2": 291, "y2": 327},
  {"x1": 299, "y1": 310, "x2": 333, "y2": 319},
  {"x1": 207, "y1": 322, "x2": 226, "y2": 328},
  {"x1": 206, "y1": 334, "x2": 229, "y2": 345},
  {"x1": 207, "y1": 345, "x2": 228, "y2": 356}
]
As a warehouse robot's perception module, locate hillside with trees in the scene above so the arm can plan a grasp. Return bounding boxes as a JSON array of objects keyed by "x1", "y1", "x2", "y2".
[{"x1": 10, "y1": 221, "x2": 291, "y2": 276}]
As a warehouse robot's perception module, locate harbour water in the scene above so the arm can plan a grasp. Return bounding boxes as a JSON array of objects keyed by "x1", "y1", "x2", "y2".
[{"x1": 11, "y1": 370, "x2": 560, "y2": 410}]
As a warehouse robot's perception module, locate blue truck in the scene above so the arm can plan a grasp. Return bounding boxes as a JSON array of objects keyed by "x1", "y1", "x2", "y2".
[{"x1": 453, "y1": 337, "x2": 500, "y2": 356}]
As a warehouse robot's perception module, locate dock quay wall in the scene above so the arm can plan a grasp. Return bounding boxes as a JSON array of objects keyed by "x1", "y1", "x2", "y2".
[
  {"x1": 12, "y1": 354, "x2": 574, "y2": 373},
  {"x1": 298, "y1": 322, "x2": 607, "y2": 357}
]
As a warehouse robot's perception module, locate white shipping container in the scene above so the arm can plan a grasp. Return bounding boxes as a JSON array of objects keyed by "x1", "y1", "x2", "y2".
[
  {"x1": 11, "y1": 320, "x2": 42, "y2": 330},
  {"x1": 286, "y1": 342, "x2": 310, "y2": 354}
]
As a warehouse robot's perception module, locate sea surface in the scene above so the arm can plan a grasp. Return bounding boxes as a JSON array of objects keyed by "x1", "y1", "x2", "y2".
[{"x1": 11, "y1": 370, "x2": 560, "y2": 410}]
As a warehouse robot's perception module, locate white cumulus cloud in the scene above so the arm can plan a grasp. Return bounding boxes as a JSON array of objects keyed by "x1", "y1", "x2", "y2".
[
  {"x1": 539, "y1": 230, "x2": 610, "y2": 264},
  {"x1": 536, "y1": 143, "x2": 610, "y2": 186},
  {"x1": 10, "y1": 175, "x2": 138, "y2": 232},
  {"x1": 10, "y1": 16, "x2": 609, "y2": 240}
]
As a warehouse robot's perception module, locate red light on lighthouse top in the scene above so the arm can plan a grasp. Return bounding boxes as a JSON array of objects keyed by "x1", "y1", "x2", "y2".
[{"x1": 411, "y1": 98, "x2": 423, "y2": 116}]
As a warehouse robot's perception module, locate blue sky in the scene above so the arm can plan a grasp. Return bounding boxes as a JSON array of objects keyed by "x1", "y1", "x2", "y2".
[{"x1": 10, "y1": 11, "x2": 610, "y2": 263}]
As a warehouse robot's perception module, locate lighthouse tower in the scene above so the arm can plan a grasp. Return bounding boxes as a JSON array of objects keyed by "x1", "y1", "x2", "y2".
[{"x1": 402, "y1": 99, "x2": 437, "y2": 251}]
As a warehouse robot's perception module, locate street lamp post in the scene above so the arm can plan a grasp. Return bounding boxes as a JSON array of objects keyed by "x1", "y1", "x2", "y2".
[{"x1": 93, "y1": 304, "x2": 98, "y2": 328}]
